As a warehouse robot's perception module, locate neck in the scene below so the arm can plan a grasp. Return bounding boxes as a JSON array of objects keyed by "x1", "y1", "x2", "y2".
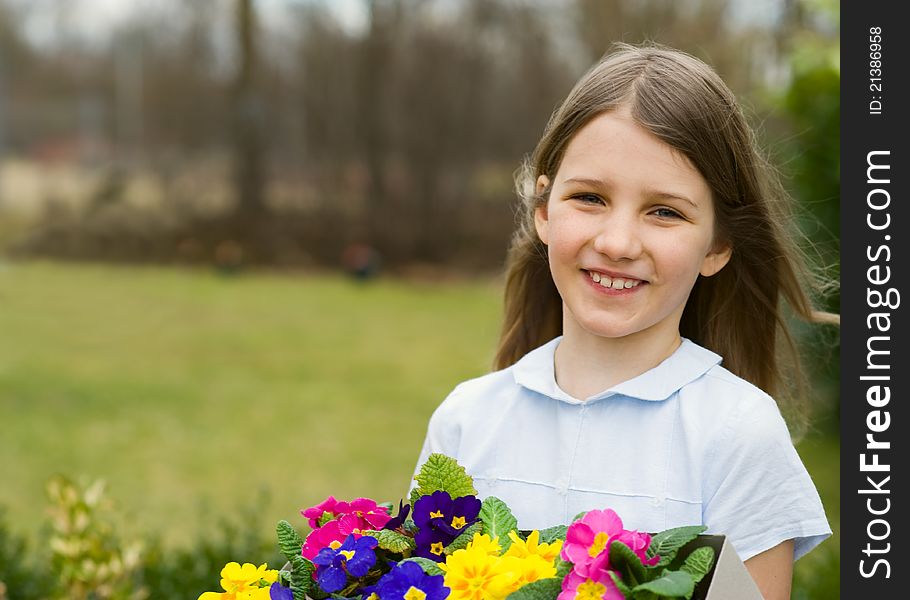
[{"x1": 554, "y1": 313, "x2": 682, "y2": 400}]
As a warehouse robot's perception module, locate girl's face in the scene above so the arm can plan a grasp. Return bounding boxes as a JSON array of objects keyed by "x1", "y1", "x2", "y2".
[{"x1": 535, "y1": 109, "x2": 731, "y2": 346}]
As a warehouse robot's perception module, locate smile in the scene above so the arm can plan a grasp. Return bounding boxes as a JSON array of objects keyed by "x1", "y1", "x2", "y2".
[{"x1": 585, "y1": 270, "x2": 644, "y2": 290}]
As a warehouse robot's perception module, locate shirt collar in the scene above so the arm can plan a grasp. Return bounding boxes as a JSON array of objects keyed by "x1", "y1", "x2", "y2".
[{"x1": 511, "y1": 336, "x2": 722, "y2": 404}]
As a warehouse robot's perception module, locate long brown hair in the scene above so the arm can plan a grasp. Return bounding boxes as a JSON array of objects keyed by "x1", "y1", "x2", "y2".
[{"x1": 494, "y1": 43, "x2": 838, "y2": 431}]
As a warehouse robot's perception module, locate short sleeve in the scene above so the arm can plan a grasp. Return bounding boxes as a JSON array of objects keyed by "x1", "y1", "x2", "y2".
[{"x1": 701, "y1": 392, "x2": 831, "y2": 561}]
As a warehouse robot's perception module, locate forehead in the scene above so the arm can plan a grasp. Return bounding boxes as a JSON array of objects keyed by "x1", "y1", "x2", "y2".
[{"x1": 556, "y1": 111, "x2": 709, "y2": 198}]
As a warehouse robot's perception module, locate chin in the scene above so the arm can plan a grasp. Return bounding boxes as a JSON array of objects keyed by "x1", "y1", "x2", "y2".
[{"x1": 577, "y1": 318, "x2": 642, "y2": 340}]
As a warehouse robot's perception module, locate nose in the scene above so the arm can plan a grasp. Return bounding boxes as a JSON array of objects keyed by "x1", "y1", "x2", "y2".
[{"x1": 591, "y1": 211, "x2": 643, "y2": 261}]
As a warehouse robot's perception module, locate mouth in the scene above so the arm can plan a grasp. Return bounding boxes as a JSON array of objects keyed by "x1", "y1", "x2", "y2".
[{"x1": 583, "y1": 269, "x2": 647, "y2": 291}]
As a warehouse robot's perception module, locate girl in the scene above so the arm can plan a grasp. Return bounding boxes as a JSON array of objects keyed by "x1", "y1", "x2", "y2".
[{"x1": 413, "y1": 44, "x2": 836, "y2": 600}]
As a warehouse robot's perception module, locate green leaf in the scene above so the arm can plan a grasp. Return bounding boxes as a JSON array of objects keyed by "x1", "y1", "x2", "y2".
[
  {"x1": 555, "y1": 559, "x2": 573, "y2": 578},
  {"x1": 680, "y1": 547, "x2": 715, "y2": 598},
  {"x1": 478, "y1": 497, "x2": 518, "y2": 552},
  {"x1": 537, "y1": 524, "x2": 567, "y2": 545},
  {"x1": 317, "y1": 511, "x2": 335, "y2": 527},
  {"x1": 646, "y1": 526, "x2": 707, "y2": 567},
  {"x1": 608, "y1": 571, "x2": 633, "y2": 599},
  {"x1": 278, "y1": 570, "x2": 293, "y2": 588},
  {"x1": 505, "y1": 577, "x2": 562, "y2": 600},
  {"x1": 362, "y1": 529, "x2": 416, "y2": 554},
  {"x1": 277, "y1": 520, "x2": 305, "y2": 563},
  {"x1": 632, "y1": 570, "x2": 695, "y2": 598},
  {"x1": 399, "y1": 557, "x2": 445, "y2": 577},
  {"x1": 411, "y1": 454, "x2": 477, "y2": 502},
  {"x1": 571, "y1": 511, "x2": 588, "y2": 523},
  {"x1": 609, "y1": 541, "x2": 647, "y2": 587},
  {"x1": 446, "y1": 522, "x2": 483, "y2": 552},
  {"x1": 289, "y1": 555, "x2": 316, "y2": 600}
]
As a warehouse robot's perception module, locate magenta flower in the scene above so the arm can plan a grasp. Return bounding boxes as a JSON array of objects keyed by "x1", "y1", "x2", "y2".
[
  {"x1": 302, "y1": 496, "x2": 344, "y2": 529},
  {"x1": 301, "y1": 497, "x2": 392, "y2": 531},
  {"x1": 302, "y1": 519, "x2": 349, "y2": 561},
  {"x1": 561, "y1": 509, "x2": 657, "y2": 577},
  {"x1": 557, "y1": 561, "x2": 625, "y2": 600}
]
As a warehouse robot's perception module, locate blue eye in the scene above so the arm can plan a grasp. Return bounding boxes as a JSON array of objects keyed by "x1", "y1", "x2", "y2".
[
  {"x1": 572, "y1": 194, "x2": 603, "y2": 205},
  {"x1": 653, "y1": 207, "x2": 682, "y2": 219}
]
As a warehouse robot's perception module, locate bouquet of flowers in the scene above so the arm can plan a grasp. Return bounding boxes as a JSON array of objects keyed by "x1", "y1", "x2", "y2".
[{"x1": 198, "y1": 454, "x2": 716, "y2": 600}]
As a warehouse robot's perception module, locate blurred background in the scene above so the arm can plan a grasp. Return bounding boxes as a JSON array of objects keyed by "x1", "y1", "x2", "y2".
[{"x1": 0, "y1": 0, "x2": 839, "y2": 598}]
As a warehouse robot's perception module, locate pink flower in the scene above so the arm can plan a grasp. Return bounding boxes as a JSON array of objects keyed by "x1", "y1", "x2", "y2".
[
  {"x1": 300, "y1": 499, "x2": 394, "y2": 561},
  {"x1": 301, "y1": 497, "x2": 392, "y2": 531},
  {"x1": 614, "y1": 530, "x2": 658, "y2": 567},
  {"x1": 302, "y1": 496, "x2": 344, "y2": 529},
  {"x1": 557, "y1": 558, "x2": 624, "y2": 600},
  {"x1": 560, "y1": 509, "x2": 658, "y2": 577},
  {"x1": 302, "y1": 519, "x2": 349, "y2": 560}
]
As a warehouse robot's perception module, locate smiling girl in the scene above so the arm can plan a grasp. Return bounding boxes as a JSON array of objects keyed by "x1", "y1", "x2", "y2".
[{"x1": 414, "y1": 44, "x2": 837, "y2": 600}]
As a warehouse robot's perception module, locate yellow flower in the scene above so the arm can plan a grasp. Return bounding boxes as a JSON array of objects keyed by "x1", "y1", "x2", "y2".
[
  {"x1": 506, "y1": 554, "x2": 557, "y2": 587},
  {"x1": 198, "y1": 562, "x2": 278, "y2": 600},
  {"x1": 441, "y1": 547, "x2": 520, "y2": 600},
  {"x1": 466, "y1": 533, "x2": 502, "y2": 556},
  {"x1": 503, "y1": 530, "x2": 563, "y2": 564},
  {"x1": 441, "y1": 531, "x2": 564, "y2": 600}
]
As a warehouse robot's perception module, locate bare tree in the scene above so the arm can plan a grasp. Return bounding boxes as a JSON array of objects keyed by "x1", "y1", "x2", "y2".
[{"x1": 232, "y1": 0, "x2": 266, "y2": 229}]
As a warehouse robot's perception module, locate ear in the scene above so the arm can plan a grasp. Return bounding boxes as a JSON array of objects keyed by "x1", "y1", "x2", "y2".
[
  {"x1": 699, "y1": 242, "x2": 732, "y2": 277},
  {"x1": 534, "y1": 175, "x2": 551, "y2": 245}
]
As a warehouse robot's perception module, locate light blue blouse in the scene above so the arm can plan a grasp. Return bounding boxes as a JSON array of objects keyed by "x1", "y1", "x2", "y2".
[{"x1": 413, "y1": 336, "x2": 831, "y2": 561}]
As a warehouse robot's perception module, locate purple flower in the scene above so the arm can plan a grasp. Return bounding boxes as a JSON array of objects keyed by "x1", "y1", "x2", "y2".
[
  {"x1": 383, "y1": 500, "x2": 411, "y2": 531},
  {"x1": 269, "y1": 581, "x2": 294, "y2": 600},
  {"x1": 413, "y1": 526, "x2": 454, "y2": 560},
  {"x1": 413, "y1": 491, "x2": 481, "y2": 537},
  {"x1": 376, "y1": 561, "x2": 450, "y2": 600},
  {"x1": 312, "y1": 534, "x2": 379, "y2": 593}
]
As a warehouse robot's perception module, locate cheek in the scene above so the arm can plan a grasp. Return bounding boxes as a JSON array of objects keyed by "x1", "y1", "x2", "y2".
[
  {"x1": 652, "y1": 233, "x2": 711, "y2": 279},
  {"x1": 544, "y1": 217, "x2": 585, "y2": 260}
]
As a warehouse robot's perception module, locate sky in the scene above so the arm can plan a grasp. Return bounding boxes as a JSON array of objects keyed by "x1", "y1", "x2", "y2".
[
  {"x1": 10, "y1": 0, "x2": 370, "y2": 49},
  {"x1": 10, "y1": 0, "x2": 784, "y2": 49}
]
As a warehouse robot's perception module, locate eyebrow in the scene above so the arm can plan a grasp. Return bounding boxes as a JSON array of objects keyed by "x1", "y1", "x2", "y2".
[{"x1": 561, "y1": 176, "x2": 700, "y2": 210}]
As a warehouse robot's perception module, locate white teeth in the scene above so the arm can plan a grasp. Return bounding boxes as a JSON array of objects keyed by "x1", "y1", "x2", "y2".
[{"x1": 588, "y1": 270, "x2": 642, "y2": 289}]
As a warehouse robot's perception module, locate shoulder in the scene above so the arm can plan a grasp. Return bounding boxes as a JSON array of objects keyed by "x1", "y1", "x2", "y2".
[
  {"x1": 679, "y1": 363, "x2": 787, "y2": 434},
  {"x1": 433, "y1": 366, "x2": 520, "y2": 419}
]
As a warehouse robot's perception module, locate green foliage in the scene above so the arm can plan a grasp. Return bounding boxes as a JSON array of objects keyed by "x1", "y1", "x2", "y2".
[
  {"x1": 537, "y1": 525, "x2": 567, "y2": 545},
  {"x1": 399, "y1": 557, "x2": 445, "y2": 577},
  {"x1": 445, "y1": 522, "x2": 483, "y2": 553},
  {"x1": 277, "y1": 520, "x2": 304, "y2": 562},
  {"x1": 45, "y1": 476, "x2": 146, "y2": 600},
  {"x1": 410, "y1": 454, "x2": 478, "y2": 506},
  {"x1": 608, "y1": 572, "x2": 633, "y2": 597},
  {"x1": 555, "y1": 559, "x2": 572, "y2": 579},
  {"x1": 289, "y1": 556, "x2": 317, "y2": 600},
  {"x1": 504, "y1": 577, "x2": 562, "y2": 600},
  {"x1": 478, "y1": 497, "x2": 518, "y2": 552},
  {"x1": 645, "y1": 526, "x2": 706, "y2": 568},
  {"x1": 631, "y1": 570, "x2": 694, "y2": 599},
  {"x1": 609, "y1": 541, "x2": 647, "y2": 587},
  {"x1": 0, "y1": 508, "x2": 53, "y2": 600},
  {"x1": 603, "y1": 536, "x2": 715, "y2": 600},
  {"x1": 362, "y1": 529, "x2": 416, "y2": 554},
  {"x1": 679, "y1": 546, "x2": 714, "y2": 589}
]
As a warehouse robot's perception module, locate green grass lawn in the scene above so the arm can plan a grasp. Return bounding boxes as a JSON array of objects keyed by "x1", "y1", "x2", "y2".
[
  {"x1": 0, "y1": 260, "x2": 839, "y2": 595},
  {"x1": 0, "y1": 260, "x2": 502, "y2": 546}
]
